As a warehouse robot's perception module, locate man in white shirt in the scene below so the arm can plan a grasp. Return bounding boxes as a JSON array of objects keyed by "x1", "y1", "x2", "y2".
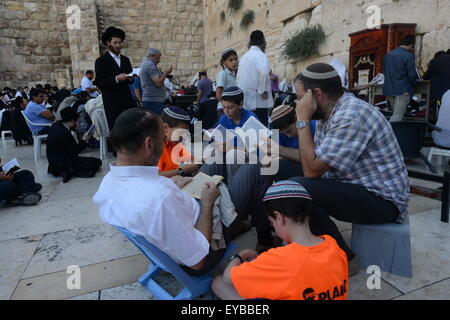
[
  {"x1": 236, "y1": 30, "x2": 274, "y2": 126},
  {"x1": 93, "y1": 108, "x2": 273, "y2": 275},
  {"x1": 81, "y1": 70, "x2": 100, "y2": 98}
]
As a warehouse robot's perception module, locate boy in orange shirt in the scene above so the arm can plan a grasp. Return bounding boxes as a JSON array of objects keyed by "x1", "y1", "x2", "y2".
[
  {"x1": 158, "y1": 106, "x2": 201, "y2": 177},
  {"x1": 212, "y1": 180, "x2": 348, "y2": 300}
]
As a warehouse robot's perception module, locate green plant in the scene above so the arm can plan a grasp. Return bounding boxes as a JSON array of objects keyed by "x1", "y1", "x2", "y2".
[
  {"x1": 227, "y1": 24, "x2": 234, "y2": 38},
  {"x1": 240, "y1": 9, "x2": 255, "y2": 30},
  {"x1": 228, "y1": 0, "x2": 243, "y2": 14},
  {"x1": 282, "y1": 24, "x2": 326, "y2": 61},
  {"x1": 220, "y1": 11, "x2": 226, "y2": 24}
]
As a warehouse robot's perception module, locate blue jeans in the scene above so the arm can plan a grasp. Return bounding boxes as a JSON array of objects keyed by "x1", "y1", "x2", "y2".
[
  {"x1": 0, "y1": 170, "x2": 40, "y2": 200},
  {"x1": 142, "y1": 101, "x2": 165, "y2": 115}
]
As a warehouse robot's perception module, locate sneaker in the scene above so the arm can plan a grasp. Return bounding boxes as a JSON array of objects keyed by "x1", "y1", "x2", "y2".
[{"x1": 9, "y1": 193, "x2": 42, "y2": 206}]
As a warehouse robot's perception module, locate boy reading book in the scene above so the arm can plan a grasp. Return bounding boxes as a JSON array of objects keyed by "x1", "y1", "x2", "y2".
[{"x1": 212, "y1": 180, "x2": 348, "y2": 300}]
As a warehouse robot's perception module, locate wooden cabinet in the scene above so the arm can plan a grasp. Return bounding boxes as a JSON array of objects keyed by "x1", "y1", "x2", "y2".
[{"x1": 349, "y1": 24, "x2": 416, "y2": 89}]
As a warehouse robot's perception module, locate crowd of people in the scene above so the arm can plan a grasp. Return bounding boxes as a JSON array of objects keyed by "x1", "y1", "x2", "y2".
[{"x1": 1, "y1": 24, "x2": 450, "y2": 300}]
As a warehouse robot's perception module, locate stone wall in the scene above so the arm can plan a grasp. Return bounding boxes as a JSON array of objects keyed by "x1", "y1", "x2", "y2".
[
  {"x1": 202, "y1": 0, "x2": 450, "y2": 83},
  {"x1": 0, "y1": 0, "x2": 205, "y2": 88},
  {"x1": 0, "y1": 0, "x2": 72, "y2": 88}
]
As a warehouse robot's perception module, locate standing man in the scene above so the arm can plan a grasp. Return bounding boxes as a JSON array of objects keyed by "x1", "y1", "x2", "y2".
[
  {"x1": 94, "y1": 26, "x2": 136, "y2": 130},
  {"x1": 196, "y1": 70, "x2": 213, "y2": 104},
  {"x1": 237, "y1": 30, "x2": 273, "y2": 126},
  {"x1": 81, "y1": 70, "x2": 100, "y2": 98},
  {"x1": 383, "y1": 35, "x2": 419, "y2": 122},
  {"x1": 140, "y1": 48, "x2": 173, "y2": 115}
]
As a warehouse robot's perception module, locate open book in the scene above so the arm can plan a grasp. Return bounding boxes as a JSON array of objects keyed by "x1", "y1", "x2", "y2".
[
  {"x1": 2, "y1": 158, "x2": 20, "y2": 175},
  {"x1": 241, "y1": 116, "x2": 272, "y2": 138},
  {"x1": 181, "y1": 172, "x2": 223, "y2": 199},
  {"x1": 202, "y1": 124, "x2": 236, "y2": 143}
]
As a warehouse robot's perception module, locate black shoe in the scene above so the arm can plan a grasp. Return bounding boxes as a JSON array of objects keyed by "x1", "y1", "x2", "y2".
[
  {"x1": 75, "y1": 170, "x2": 96, "y2": 178},
  {"x1": 61, "y1": 172, "x2": 73, "y2": 183},
  {"x1": 34, "y1": 183, "x2": 43, "y2": 193},
  {"x1": 9, "y1": 193, "x2": 42, "y2": 206}
]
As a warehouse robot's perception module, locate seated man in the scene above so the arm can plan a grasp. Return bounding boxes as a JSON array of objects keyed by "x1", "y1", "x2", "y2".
[
  {"x1": 93, "y1": 108, "x2": 273, "y2": 275},
  {"x1": 24, "y1": 88, "x2": 55, "y2": 135},
  {"x1": 291, "y1": 63, "x2": 409, "y2": 261},
  {"x1": 212, "y1": 181, "x2": 348, "y2": 300},
  {"x1": 268, "y1": 105, "x2": 317, "y2": 181},
  {"x1": 46, "y1": 108, "x2": 102, "y2": 183},
  {"x1": 432, "y1": 89, "x2": 450, "y2": 148},
  {"x1": 0, "y1": 158, "x2": 42, "y2": 207},
  {"x1": 158, "y1": 106, "x2": 201, "y2": 178}
]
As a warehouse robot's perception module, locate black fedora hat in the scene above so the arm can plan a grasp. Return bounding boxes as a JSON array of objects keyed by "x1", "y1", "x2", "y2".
[
  {"x1": 101, "y1": 26, "x2": 126, "y2": 45},
  {"x1": 60, "y1": 107, "x2": 80, "y2": 122}
]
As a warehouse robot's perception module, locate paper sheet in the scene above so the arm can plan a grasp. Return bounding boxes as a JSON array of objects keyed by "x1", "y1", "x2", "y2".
[
  {"x1": 2, "y1": 158, "x2": 20, "y2": 174},
  {"x1": 182, "y1": 172, "x2": 223, "y2": 199}
]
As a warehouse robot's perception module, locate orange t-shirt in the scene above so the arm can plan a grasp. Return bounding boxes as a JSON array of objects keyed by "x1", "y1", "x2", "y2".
[
  {"x1": 158, "y1": 142, "x2": 191, "y2": 172},
  {"x1": 230, "y1": 235, "x2": 348, "y2": 300}
]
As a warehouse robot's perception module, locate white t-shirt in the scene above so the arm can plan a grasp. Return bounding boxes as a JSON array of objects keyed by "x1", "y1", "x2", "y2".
[
  {"x1": 432, "y1": 90, "x2": 450, "y2": 148},
  {"x1": 81, "y1": 76, "x2": 99, "y2": 98},
  {"x1": 93, "y1": 164, "x2": 210, "y2": 267}
]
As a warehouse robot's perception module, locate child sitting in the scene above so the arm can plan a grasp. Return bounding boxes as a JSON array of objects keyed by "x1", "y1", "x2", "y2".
[
  {"x1": 158, "y1": 106, "x2": 201, "y2": 178},
  {"x1": 212, "y1": 180, "x2": 348, "y2": 300}
]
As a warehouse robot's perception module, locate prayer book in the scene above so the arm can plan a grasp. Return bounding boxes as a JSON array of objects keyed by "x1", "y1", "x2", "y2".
[
  {"x1": 241, "y1": 116, "x2": 272, "y2": 138},
  {"x1": 202, "y1": 124, "x2": 236, "y2": 143},
  {"x1": 2, "y1": 158, "x2": 20, "y2": 175},
  {"x1": 181, "y1": 172, "x2": 224, "y2": 199}
]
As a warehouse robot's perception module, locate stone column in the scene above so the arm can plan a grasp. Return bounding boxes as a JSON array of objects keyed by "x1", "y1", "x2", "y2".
[{"x1": 65, "y1": 0, "x2": 100, "y2": 88}]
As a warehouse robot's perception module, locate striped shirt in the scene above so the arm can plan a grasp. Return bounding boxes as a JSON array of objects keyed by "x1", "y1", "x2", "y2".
[{"x1": 314, "y1": 93, "x2": 409, "y2": 223}]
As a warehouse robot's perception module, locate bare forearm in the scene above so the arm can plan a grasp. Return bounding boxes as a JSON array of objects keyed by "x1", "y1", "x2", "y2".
[
  {"x1": 216, "y1": 87, "x2": 223, "y2": 100},
  {"x1": 196, "y1": 203, "x2": 213, "y2": 243},
  {"x1": 223, "y1": 260, "x2": 240, "y2": 285},
  {"x1": 279, "y1": 146, "x2": 301, "y2": 162},
  {"x1": 297, "y1": 128, "x2": 327, "y2": 178},
  {"x1": 158, "y1": 169, "x2": 179, "y2": 178}
]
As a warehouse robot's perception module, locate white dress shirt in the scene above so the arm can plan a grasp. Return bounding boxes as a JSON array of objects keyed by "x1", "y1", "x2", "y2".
[
  {"x1": 81, "y1": 76, "x2": 99, "y2": 98},
  {"x1": 236, "y1": 46, "x2": 274, "y2": 110},
  {"x1": 109, "y1": 51, "x2": 121, "y2": 68},
  {"x1": 93, "y1": 164, "x2": 210, "y2": 267}
]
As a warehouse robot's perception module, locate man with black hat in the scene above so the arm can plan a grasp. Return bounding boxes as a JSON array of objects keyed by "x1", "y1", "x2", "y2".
[
  {"x1": 46, "y1": 107, "x2": 102, "y2": 183},
  {"x1": 94, "y1": 26, "x2": 136, "y2": 130},
  {"x1": 237, "y1": 30, "x2": 273, "y2": 126}
]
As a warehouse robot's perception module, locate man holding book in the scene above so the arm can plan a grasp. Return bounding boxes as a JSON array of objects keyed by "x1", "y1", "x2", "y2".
[{"x1": 93, "y1": 108, "x2": 273, "y2": 276}]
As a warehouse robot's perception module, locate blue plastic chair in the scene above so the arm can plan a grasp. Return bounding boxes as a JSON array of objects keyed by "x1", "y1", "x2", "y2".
[{"x1": 116, "y1": 226, "x2": 237, "y2": 300}]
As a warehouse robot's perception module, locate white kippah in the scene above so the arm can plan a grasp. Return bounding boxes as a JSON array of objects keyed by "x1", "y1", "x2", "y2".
[
  {"x1": 221, "y1": 87, "x2": 243, "y2": 97},
  {"x1": 163, "y1": 107, "x2": 190, "y2": 121},
  {"x1": 221, "y1": 48, "x2": 235, "y2": 58},
  {"x1": 301, "y1": 68, "x2": 339, "y2": 80}
]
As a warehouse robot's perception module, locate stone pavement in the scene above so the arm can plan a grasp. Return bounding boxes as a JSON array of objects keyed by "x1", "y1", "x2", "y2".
[{"x1": 1, "y1": 138, "x2": 449, "y2": 300}]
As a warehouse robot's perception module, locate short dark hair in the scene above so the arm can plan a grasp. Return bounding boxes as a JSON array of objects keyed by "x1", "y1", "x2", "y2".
[
  {"x1": 400, "y1": 35, "x2": 416, "y2": 47},
  {"x1": 295, "y1": 73, "x2": 344, "y2": 101},
  {"x1": 271, "y1": 108, "x2": 296, "y2": 130},
  {"x1": 263, "y1": 197, "x2": 312, "y2": 224},
  {"x1": 36, "y1": 84, "x2": 43, "y2": 89},
  {"x1": 111, "y1": 108, "x2": 161, "y2": 153},
  {"x1": 199, "y1": 71, "x2": 207, "y2": 77},
  {"x1": 221, "y1": 93, "x2": 244, "y2": 105},
  {"x1": 86, "y1": 70, "x2": 94, "y2": 75},
  {"x1": 30, "y1": 88, "x2": 44, "y2": 99}
]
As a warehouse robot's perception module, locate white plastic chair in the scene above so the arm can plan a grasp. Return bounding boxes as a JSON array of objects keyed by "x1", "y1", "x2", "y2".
[
  {"x1": 21, "y1": 111, "x2": 52, "y2": 161},
  {"x1": 428, "y1": 147, "x2": 450, "y2": 166},
  {"x1": 0, "y1": 109, "x2": 12, "y2": 143}
]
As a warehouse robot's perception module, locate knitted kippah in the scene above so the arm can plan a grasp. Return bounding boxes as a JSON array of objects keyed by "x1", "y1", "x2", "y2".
[
  {"x1": 163, "y1": 106, "x2": 190, "y2": 121},
  {"x1": 263, "y1": 181, "x2": 312, "y2": 202},
  {"x1": 301, "y1": 63, "x2": 339, "y2": 80},
  {"x1": 222, "y1": 86, "x2": 243, "y2": 97},
  {"x1": 270, "y1": 104, "x2": 294, "y2": 122},
  {"x1": 221, "y1": 48, "x2": 236, "y2": 58}
]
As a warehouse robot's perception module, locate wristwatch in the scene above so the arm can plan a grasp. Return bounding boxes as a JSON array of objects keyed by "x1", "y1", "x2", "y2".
[
  {"x1": 178, "y1": 167, "x2": 187, "y2": 177},
  {"x1": 296, "y1": 120, "x2": 310, "y2": 129},
  {"x1": 229, "y1": 254, "x2": 244, "y2": 264}
]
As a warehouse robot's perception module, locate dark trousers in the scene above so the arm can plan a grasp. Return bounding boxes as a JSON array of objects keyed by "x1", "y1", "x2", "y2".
[
  {"x1": 290, "y1": 176, "x2": 400, "y2": 260},
  {"x1": 201, "y1": 164, "x2": 273, "y2": 246},
  {"x1": 72, "y1": 157, "x2": 102, "y2": 177},
  {"x1": 143, "y1": 101, "x2": 165, "y2": 116},
  {"x1": 0, "y1": 170, "x2": 39, "y2": 200},
  {"x1": 253, "y1": 108, "x2": 270, "y2": 127},
  {"x1": 275, "y1": 159, "x2": 304, "y2": 182}
]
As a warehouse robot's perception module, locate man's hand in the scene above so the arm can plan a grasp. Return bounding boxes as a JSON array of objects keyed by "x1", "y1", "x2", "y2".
[
  {"x1": 261, "y1": 91, "x2": 268, "y2": 100},
  {"x1": 116, "y1": 73, "x2": 129, "y2": 82},
  {"x1": 183, "y1": 164, "x2": 202, "y2": 174},
  {"x1": 0, "y1": 171, "x2": 14, "y2": 182},
  {"x1": 172, "y1": 176, "x2": 193, "y2": 189},
  {"x1": 295, "y1": 89, "x2": 317, "y2": 121},
  {"x1": 164, "y1": 66, "x2": 173, "y2": 76},
  {"x1": 201, "y1": 182, "x2": 219, "y2": 206},
  {"x1": 239, "y1": 249, "x2": 259, "y2": 262}
]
